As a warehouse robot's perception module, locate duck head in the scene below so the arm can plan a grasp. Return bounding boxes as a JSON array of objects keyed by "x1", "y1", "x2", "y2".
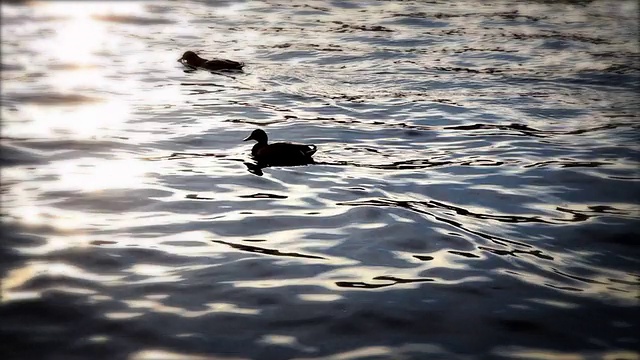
[
  {"x1": 178, "y1": 51, "x2": 204, "y2": 64},
  {"x1": 243, "y1": 129, "x2": 268, "y2": 144}
]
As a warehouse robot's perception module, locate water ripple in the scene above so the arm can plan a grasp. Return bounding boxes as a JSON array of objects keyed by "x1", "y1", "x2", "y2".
[{"x1": 1, "y1": 0, "x2": 639, "y2": 359}]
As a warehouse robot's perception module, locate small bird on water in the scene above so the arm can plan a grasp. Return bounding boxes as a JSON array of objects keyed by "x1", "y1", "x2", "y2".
[
  {"x1": 243, "y1": 129, "x2": 317, "y2": 166},
  {"x1": 178, "y1": 51, "x2": 244, "y2": 71}
]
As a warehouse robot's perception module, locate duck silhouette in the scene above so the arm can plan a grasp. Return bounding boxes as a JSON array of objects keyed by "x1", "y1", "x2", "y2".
[
  {"x1": 243, "y1": 129, "x2": 316, "y2": 167},
  {"x1": 178, "y1": 51, "x2": 244, "y2": 71}
]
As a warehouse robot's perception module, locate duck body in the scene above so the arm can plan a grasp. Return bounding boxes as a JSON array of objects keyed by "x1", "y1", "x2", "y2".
[
  {"x1": 244, "y1": 129, "x2": 316, "y2": 166},
  {"x1": 178, "y1": 51, "x2": 244, "y2": 71}
]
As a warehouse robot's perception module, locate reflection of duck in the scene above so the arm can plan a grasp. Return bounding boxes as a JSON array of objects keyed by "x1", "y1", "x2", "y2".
[
  {"x1": 178, "y1": 51, "x2": 244, "y2": 71},
  {"x1": 243, "y1": 129, "x2": 317, "y2": 166}
]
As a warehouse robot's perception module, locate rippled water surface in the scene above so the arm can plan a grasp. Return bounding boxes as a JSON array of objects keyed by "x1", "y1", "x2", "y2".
[{"x1": 1, "y1": 1, "x2": 639, "y2": 359}]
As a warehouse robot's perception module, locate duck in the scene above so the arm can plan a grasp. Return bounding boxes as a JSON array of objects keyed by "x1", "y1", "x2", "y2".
[
  {"x1": 178, "y1": 51, "x2": 244, "y2": 71},
  {"x1": 243, "y1": 129, "x2": 317, "y2": 166}
]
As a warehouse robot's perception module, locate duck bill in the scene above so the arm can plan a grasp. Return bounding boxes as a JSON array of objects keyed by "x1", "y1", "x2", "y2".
[{"x1": 243, "y1": 135, "x2": 253, "y2": 141}]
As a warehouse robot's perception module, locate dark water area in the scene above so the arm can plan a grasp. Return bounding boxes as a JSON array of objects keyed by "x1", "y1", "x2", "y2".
[{"x1": 1, "y1": 1, "x2": 639, "y2": 359}]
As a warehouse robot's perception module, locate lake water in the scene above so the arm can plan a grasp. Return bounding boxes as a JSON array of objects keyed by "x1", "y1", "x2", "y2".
[{"x1": 1, "y1": 1, "x2": 639, "y2": 359}]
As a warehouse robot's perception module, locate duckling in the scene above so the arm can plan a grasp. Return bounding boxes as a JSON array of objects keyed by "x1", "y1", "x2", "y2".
[{"x1": 178, "y1": 51, "x2": 244, "y2": 71}]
